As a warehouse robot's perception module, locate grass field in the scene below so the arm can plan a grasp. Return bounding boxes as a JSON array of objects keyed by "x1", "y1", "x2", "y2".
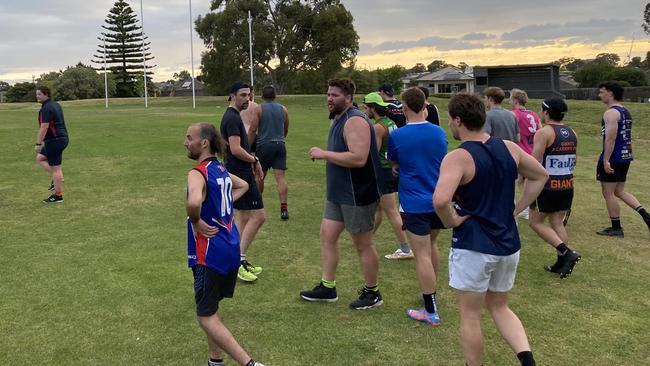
[{"x1": 1, "y1": 95, "x2": 649, "y2": 366}]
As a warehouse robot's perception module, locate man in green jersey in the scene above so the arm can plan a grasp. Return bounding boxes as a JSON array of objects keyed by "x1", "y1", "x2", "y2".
[{"x1": 363, "y1": 92, "x2": 412, "y2": 260}]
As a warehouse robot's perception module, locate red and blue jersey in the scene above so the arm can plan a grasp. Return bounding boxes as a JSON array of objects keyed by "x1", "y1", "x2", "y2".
[{"x1": 187, "y1": 157, "x2": 240, "y2": 275}]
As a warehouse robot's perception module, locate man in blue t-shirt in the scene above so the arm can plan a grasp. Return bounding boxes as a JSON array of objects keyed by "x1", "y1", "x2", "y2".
[{"x1": 387, "y1": 87, "x2": 447, "y2": 326}]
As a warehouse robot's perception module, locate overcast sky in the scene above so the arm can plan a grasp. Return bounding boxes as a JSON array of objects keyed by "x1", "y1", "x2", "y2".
[{"x1": 0, "y1": 0, "x2": 648, "y2": 83}]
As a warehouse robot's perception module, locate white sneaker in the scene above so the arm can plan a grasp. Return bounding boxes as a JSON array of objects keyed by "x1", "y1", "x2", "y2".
[
  {"x1": 518, "y1": 207, "x2": 529, "y2": 220},
  {"x1": 384, "y1": 248, "x2": 414, "y2": 260}
]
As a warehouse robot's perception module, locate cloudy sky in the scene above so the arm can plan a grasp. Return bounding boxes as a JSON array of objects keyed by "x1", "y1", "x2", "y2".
[{"x1": 1, "y1": 0, "x2": 648, "y2": 83}]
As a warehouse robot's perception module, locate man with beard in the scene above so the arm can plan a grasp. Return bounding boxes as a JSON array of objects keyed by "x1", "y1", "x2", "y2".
[
  {"x1": 220, "y1": 82, "x2": 266, "y2": 282},
  {"x1": 300, "y1": 78, "x2": 385, "y2": 310},
  {"x1": 434, "y1": 93, "x2": 547, "y2": 366},
  {"x1": 184, "y1": 123, "x2": 265, "y2": 366}
]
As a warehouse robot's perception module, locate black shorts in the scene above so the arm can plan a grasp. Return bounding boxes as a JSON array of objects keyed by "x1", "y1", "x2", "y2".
[
  {"x1": 41, "y1": 137, "x2": 68, "y2": 166},
  {"x1": 596, "y1": 160, "x2": 631, "y2": 183},
  {"x1": 256, "y1": 141, "x2": 287, "y2": 172},
  {"x1": 193, "y1": 264, "x2": 237, "y2": 317},
  {"x1": 531, "y1": 189, "x2": 574, "y2": 213},
  {"x1": 232, "y1": 170, "x2": 264, "y2": 210},
  {"x1": 402, "y1": 211, "x2": 445, "y2": 235},
  {"x1": 380, "y1": 168, "x2": 397, "y2": 194}
]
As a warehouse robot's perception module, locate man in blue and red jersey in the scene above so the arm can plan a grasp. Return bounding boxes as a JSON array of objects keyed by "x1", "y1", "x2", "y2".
[
  {"x1": 35, "y1": 85, "x2": 68, "y2": 203},
  {"x1": 434, "y1": 93, "x2": 548, "y2": 366},
  {"x1": 185, "y1": 123, "x2": 265, "y2": 366},
  {"x1": 595, "y1": 81, "x2": 650, "y2": 237}
]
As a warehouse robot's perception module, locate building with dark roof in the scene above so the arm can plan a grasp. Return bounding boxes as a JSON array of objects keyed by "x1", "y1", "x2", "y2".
[{"x1": 473, "y1": 63, "x2": 563, "y2": 98}]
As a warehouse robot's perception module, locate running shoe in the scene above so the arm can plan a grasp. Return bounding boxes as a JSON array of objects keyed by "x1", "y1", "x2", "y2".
[
  {"x1": 384, "y1": 248, "x2": 414, "y2": 260},
  {"x1": 349, "y1": 288, "x2": 383, "y2": 310},
  {"x1": 300, "y1": 282, "x2": 338, "y2": 302},
  {"x1": 407, "y1": 308, "x2": 441, "y2": 326},
  {"x1": 241, "y1": 260, "x2": 262, "y2": 275},
  {"x1": 238, "y1": 265, "x2": 258, "y2": 282},
  {"x1": 596, "y1": 227, "x2": 624, "y2": 238},
  {"x1": 556, "y1": 250, "x2": 581, "y2": 279},
  {"x1": 43, "y1": 194, "x2": 63, "y2": 203},
  {"x1": 544, "y1": 255, "x2": 562, "y2": 274},
  {"x1": 280, "y1": 209, "x2": 289, "y2": 221}
]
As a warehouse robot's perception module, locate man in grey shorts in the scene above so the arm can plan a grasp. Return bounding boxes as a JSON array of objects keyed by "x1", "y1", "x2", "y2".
[
  {"x1": 483, "y1": 86, "x2": 519, "y2": 142},
  {"x1": 300, "y1": 78, "x2": 384, "y2": 310},
  {"x1": 434, "y1": 93, "x2": 548, "y2": 366}
]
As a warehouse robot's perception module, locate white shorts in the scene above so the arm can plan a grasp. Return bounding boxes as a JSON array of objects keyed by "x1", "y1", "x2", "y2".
[{"x1": 448, "y1": 248, "x2": 520, "y2": 292}]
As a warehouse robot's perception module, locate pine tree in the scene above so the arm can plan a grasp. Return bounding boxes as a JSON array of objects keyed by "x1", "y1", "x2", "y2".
[{"x1": 92, "y1": 0, "x2": 155, "y2": 97}]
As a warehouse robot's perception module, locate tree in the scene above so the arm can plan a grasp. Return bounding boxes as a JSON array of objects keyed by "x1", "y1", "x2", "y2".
[
  {"x1": 92, "y1": 0, "x2": 156, "y2": 97},
  {"x1": 574, "y1": 62, "x2": 615, "y2": 87},
  {"x1": 406, "y1": 63, "x2": 427, "y2": 73},
  {"x1": 195, "y1": 0, "x2": 359, "y2": 94},
  {"x1": 5, "y1": 82, "x2": 36, "y2": 103},
  {"x1": 426, "y1": 60, "x2": 450, "y2": 72},
  {"x1": 642, "y1": 3, "x2": 650, "y2": 35},
  {"x1": 54, "y1": 62, "x2": 116, "y2": 100},
  {"x1": 376, "y1": 65, "x2": 406, "y2": 94},
  {"x1": 0, "y1": 81, "x2": 10, "y2": 92},
  {"x1": 594, "y1": 53, "x2": 621, "y2": 66},
  {"x1": 173, "y1": 70, "x2": 192, "y2": 80},
  {"x1": 628, "y1": 56, "x2": 644, "y2": 68},
  {"x1": 608, "y1": 67, "x2": 648, "y2": 86},
  {"x1": 457, "y1": 62, "x2": 469, "y2": 71}
]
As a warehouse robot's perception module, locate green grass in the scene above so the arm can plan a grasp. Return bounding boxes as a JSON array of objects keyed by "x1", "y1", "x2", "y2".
[{"x1": 1, "y1": 95, "x2": 649, "y2": 365}]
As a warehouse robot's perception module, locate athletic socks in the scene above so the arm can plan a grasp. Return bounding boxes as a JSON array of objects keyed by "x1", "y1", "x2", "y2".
[
  {"x1": 280, "y1": 203, "x2": 288, "y2": 211},
  {"x1": 556, "y1": 243, "x2": 569, "y2": 256},
  {"x1": 517, "y1": 351, "x2": 536, "y2": 366},
  {"x1": 635, "y1": 206, "x2": 650, "y2": 223},
  {"x1": 400, "y1": 242, "x2": 411, "y2": 254},
  {"x1": 364, "y1": 284, "x2": 379, "y2": 293},
  {"x1": 321, "y1": 278, "x2": 336, "y2": 289},
  {"x1": 208, "y1": 358, "x2": 224, "y2": 366},
  {"x1": 611, "y1": 217, "x2": 622, "y2": 230},
  {"x1": 423, "y1": 292, "x2": 438, "y2": 314}
]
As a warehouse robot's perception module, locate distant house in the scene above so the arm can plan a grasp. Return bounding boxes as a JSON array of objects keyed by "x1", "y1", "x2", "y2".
[
  {"x1": 401, "y1": 67, "x2": 475, "y2": 94},
  {"x1": 156, "y1": 78, "x2": 205, "y2": 97},
  {"x1": 473, "y1": 63, "x2": 563, "y2": 98}
]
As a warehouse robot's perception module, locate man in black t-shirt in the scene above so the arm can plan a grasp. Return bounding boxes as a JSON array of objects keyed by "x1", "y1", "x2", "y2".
[
  {"x1": 418, "y1": 86, "x2": 440, "y2": 125},
  {"x1": 35, "y1": 85, "x2": 69, "y2": 203},
  {"x1": 220, "y1": 81, "x2": 266, "y2": 283},
  {"x1": 378, "y1": 83, "x2": 406, "y2": 128}
]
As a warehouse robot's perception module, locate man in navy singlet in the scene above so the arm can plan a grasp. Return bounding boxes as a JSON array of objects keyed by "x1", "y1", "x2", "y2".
[
  {"x1": 35, "y1": 85, "x2": 69, "y2": 203},
  {"x1": 185, "y1": 123, "x2": 265, "y2": 366},
  {"x1": 433, "y1": 93, "x2": 548, "y2": 366},
  {"x1": 596, "y1": 81, "x2": 650, "y2": 237},
  {"x1": 528, "y1": 98, "x2": 581, "y2": 278}
]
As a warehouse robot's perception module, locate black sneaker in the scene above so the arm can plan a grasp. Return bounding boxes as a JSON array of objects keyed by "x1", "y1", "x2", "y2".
[
  {"x1": 43, "y1": 194, "x2": 63, "y2": 203},
  {"x1": 544, "y1": 255, "x2": 562, "y2": 274},
  {"x1": 556, "y1": 250, "x2": 581, "y2": 279},
  {"x1": 48, "y1": 180, "x2": 55, "y2": 192},
  {"x1": 349, "y1": 288, "x2": 383, "y2": 310},
  {"x1": 596, "y1": 227, "x2": 624, "y2": 238},
  {"x1": 280, "y1": 209, "x2": 289, "y2": 221},
  {"x1": 300, "y1": 282, "x2": 338, "y2": 302}
]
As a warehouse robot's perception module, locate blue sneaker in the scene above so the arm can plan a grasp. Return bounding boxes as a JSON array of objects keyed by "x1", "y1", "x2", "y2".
[{"x1": 407, "y1": 308, "x2": 440, "y2": 326}]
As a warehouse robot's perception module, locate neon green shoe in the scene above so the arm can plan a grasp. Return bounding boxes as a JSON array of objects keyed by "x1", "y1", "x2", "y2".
[
  {"x1": 241, "y1": 260, "x2": 262, "y2": 275},
  {"x1": 238, "y1": 265, "x2": 258, "y2": 282}
]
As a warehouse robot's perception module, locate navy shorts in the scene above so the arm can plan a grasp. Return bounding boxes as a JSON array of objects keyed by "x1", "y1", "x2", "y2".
[
  {"x1": 596, "y1": 160, "x2": 631, "y2": 183},
  {"x1": 256, "y1": 141, "x2": 287, "y2": 172},
  {"x1": 193, "y1": 265, "x2": 237, "y2": 317},
  {"x1": 380, "y1": 168, "x2": 397, "y2": 194},
  {"x1": 41, "y1": 137, "x2": 68, "y2": 166},
  {"x1": 231, "y1": 170, "x2": 264, "y2": 210},
  {"x1": 402, "y1": 212, "x2": 445, "y2": 235}
]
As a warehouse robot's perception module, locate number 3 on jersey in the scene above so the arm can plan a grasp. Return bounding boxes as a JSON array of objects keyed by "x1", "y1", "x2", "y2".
[
  {"x1": 216, "y1": 177, "x2": 233, "y2": 216},
  {"x1": 527, "y1": 114, "x2": 538, "y2": 133}
]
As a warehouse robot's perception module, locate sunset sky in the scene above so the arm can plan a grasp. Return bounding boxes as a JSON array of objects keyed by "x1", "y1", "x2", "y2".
[{"x1": 0, "y1": 0, "x2": 648, "y2": 83}]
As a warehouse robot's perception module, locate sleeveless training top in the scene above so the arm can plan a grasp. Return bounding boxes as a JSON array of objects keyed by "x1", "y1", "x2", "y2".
[
  {"x1": 513, "y1": 108, "x2": 540, "y2": 155},
  {"x1": 600, "y1": 105, "x2": 633, "y2": 163},
  {"x1": 543, "y1": 124, "x2": 577, "y2": 191},
  {"x1": 374, "y1": 116, "x2": 397, "y2": 169},
  {"x1": 187, "y1": 158, "x2": 241, "y2": 275},
  {"x1": 326, "y1": 107, "x2": 383, "y2": 206},
  {"x1": 452, "y1": 138, "x2": 520, "y2": 256},
  {"x1": 258, "y1": 101, "x2": 286, "y2": 145}
]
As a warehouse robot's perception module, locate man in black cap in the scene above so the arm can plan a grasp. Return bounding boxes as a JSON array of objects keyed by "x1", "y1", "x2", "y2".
[
  {"x1": 378, "y1": 83, "x2": 406, "y2": 128},
  {"x1": 220, "y1": 81, "x2": 266, "y2": 282}
]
